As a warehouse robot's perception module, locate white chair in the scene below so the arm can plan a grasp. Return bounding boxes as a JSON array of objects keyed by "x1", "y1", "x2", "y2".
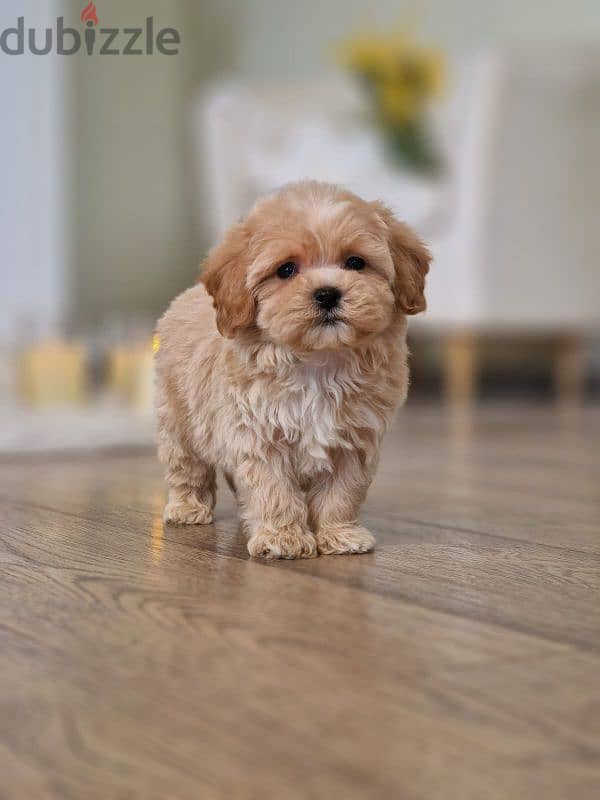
[{"x1": 193, "y1": 49, "x2": 600, "y2": 406}]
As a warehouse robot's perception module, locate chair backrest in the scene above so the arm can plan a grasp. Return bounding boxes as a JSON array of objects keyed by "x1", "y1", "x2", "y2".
[{"x1": 198, "y1": 76, "x2": 377, "y2": 239}]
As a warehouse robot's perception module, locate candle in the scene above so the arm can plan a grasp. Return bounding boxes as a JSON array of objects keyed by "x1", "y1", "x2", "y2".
[{"x1": 19, "y1": 339, "x2": 87, "y2": 407}]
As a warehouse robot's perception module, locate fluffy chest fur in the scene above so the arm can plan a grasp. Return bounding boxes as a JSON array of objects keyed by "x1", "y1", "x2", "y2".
[{"x1": 229, "y1": 346, "x2": 400, "y2": 479}]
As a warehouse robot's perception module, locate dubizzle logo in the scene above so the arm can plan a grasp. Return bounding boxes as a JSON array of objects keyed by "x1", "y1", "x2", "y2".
[{"x1": 0, "y1": 3, "x2": 181, "y2": 56}]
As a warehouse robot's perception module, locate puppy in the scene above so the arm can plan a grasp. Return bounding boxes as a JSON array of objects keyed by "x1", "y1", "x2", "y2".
[{"x1": 155, "y1": 181, "x2": 429, "y2": 559}]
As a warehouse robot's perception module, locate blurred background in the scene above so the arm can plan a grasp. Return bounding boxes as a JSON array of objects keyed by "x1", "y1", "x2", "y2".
[{"x1": 1, "y1": 0, "x2": 599, "y2": 453}]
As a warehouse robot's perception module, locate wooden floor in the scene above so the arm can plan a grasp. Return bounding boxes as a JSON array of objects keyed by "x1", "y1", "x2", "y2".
[{"x1": 1, "y1": 405, "x2": 599, "y2": 799}]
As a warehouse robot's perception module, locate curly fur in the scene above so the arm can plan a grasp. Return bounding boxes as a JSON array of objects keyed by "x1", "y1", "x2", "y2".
[{"x1": 155, "y1": 181, "x2": 430, "y2": 559}]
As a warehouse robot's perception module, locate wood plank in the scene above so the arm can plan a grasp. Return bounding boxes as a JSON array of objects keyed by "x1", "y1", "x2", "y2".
[{"x1": 0, "y1": 406, "x2": 599, "y2": 799}]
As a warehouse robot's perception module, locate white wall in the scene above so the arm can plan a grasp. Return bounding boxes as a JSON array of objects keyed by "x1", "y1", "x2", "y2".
[
  {"x1": 67, "y1": 0, "x2": 201, "y2": 330},
  {"x1": 198, "y1": 0, "x2": 600, "y2": 79},
  {"x1": 0, "y1": 0, "x2": 67, "y2": 341}
]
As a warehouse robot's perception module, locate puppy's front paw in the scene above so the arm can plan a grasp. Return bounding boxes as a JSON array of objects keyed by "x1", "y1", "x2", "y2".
[
  {"x1": 316, "y1": 524, "x2": 375, "y2": 555},
  {"x1": 163, "y1": 501, "x2": 213, "y2": 526},
  {"x1": 247, "y1": 525, "x2": 317, "y2": 560}
]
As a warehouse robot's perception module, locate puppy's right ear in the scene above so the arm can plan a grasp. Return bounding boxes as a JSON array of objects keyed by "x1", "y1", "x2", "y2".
[{"x1": 201, "y1": 222, "x2": 255, "y2": 338}]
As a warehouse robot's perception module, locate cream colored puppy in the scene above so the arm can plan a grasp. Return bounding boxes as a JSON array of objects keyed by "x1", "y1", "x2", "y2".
[{"x1": 155, "y1": 181, "x2": 430, "y2": 559}]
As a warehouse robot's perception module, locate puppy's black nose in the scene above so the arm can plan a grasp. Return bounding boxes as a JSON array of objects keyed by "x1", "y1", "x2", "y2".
[{"x1": 314, "y1": 286, "x2": 341, "y2": 311}]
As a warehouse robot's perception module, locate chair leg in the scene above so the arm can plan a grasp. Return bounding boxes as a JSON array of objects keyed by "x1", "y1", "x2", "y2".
[
  {"x1": 555, "y1": 334, "x2": 585, "y2": 410},
  {"x1": 443, "y1": 332, "x2": 478, "y2": 409}
]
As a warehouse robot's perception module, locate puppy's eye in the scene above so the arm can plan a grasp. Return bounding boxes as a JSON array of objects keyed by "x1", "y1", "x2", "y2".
[
  {"x1": 344, "y1": 256, "x2": 366, "y2": 271},
  {"x1": 277, "y1": 261, "x2": 297, "y2": 279}
]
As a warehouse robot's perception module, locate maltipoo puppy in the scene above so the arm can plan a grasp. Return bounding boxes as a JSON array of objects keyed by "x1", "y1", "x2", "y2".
[{"x1": 155, "y1": 181, "x2": 430, "y2": 559}]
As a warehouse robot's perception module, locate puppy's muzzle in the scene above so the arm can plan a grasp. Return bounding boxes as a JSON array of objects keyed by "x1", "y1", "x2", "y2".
[{"x1": 314, "y1": 286, "x2": 341, "y2": 312}]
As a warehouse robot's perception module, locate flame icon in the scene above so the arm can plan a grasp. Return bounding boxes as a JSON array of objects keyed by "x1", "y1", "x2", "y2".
[{"x1": 81, "y1": 2, "x2": 98, "y2": 26}]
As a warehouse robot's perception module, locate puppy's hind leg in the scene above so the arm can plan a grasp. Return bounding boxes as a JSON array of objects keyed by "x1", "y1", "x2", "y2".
[{"x1": 160, "y1": 439, "x2": 216, "y2": 526}]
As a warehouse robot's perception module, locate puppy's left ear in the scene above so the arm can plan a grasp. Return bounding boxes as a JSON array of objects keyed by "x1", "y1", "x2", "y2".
[
  {"x1": 372, "y1": 202, "x2": 431, "y2": 315},
  {"x1": 200, "y1": 222, "x2": 255, "y2": 338}
]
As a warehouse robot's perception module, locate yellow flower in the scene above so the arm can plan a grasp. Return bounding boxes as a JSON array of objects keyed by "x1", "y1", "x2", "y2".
[{"x1": 336, "y1": 28, "x2": 446, "y2": 106}]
